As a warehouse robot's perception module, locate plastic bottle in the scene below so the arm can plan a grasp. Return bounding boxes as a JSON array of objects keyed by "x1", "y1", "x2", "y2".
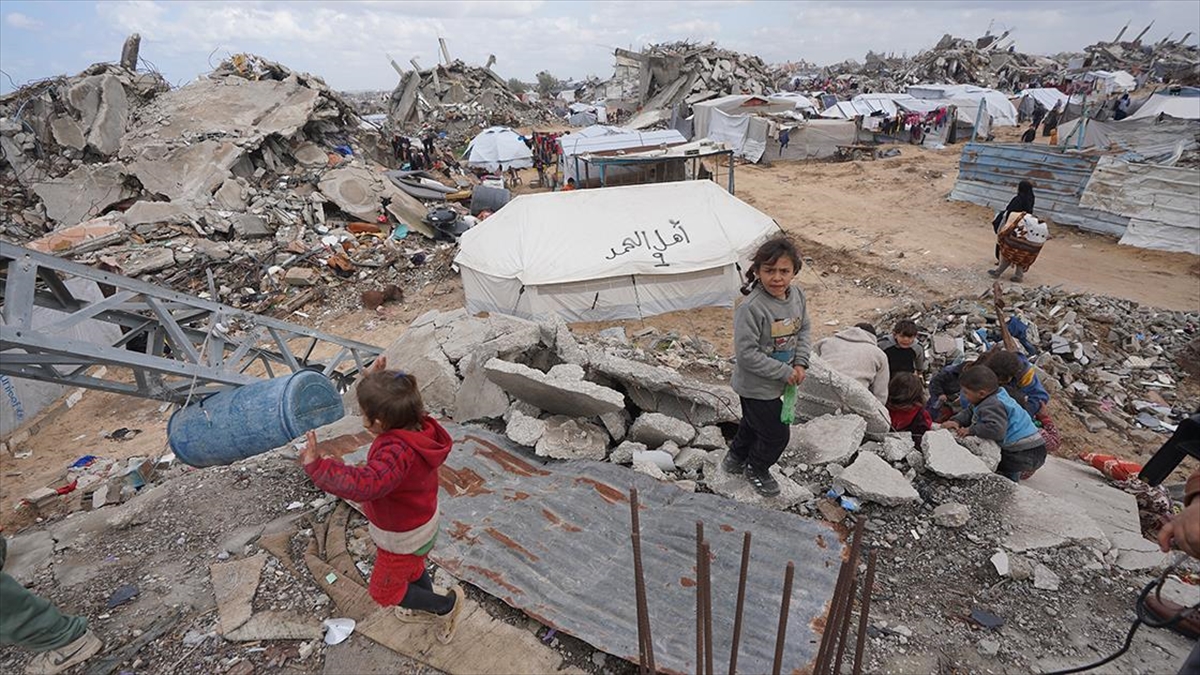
[{"x1": 780, "y1": 384, "x2": 798, "y2": 424}]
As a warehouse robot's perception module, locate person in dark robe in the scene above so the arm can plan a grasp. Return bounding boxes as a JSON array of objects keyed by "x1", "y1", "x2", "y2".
[
  {"x1": 1031, "y1": 100, "x2": 1047, "y2": 130},
  {"x1": 992, "y1": 180, "x2": 1035, "y2": 260},
  {"x1": 1042, "y1": 103, "x2": 1061, "y2": 137}
]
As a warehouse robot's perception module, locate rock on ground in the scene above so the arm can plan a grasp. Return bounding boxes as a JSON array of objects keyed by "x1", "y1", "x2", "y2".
[
  {"x1": 628, "y1": 412, "x2": 696, "y2": 448},
  {"x1": 674, "y1": 447, "x2": 709, "y2": 472},
  {"x1": 933, "y1": 502, "x2": 970, "y2": 528},
  {"x1": 785, "y1": 414, "x2": 866, "y2": 466},
  {"x1": 705, "y1": 450, "x2": 815, "y2": 510},
  {"x1": 608, "y1": 441, "x2": 645, "y2": 465},
  {"x1": 692, "y1": 426, "x2": 727, "y2": 450},
  {"x1": 534, "y1": 416, "x2": 608, "y2": 460},
  {"x1": 505, "y1": 410, "x2": 546, "y2": 448},
  {"x1": 922, "y1": 430, "x2": 993, "y2": 479},
  {"x1": 836, "y1": 452, "x2": 919, "y2": 506},
  {"x1": 484, "y1": 358, "x2": 624, "y2": 418}
]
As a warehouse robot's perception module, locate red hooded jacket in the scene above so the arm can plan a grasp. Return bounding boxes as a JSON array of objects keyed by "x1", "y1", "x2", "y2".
[{"x1": 304, "y1": 416, "x2": 452, "y2": 534}]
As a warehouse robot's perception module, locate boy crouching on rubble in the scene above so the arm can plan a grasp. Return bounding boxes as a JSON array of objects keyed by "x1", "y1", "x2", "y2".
[
  {"x1": 942, "y1": 365, "x2": 1047, "y2": 482},
  {"x1": 300, "y1": 356, "x2": 464, "y2": 642}
]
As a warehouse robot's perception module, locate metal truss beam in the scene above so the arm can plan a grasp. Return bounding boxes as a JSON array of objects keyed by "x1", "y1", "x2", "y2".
[{"x1": 0, "y1": 242, "x2": 382, "y2": 404}]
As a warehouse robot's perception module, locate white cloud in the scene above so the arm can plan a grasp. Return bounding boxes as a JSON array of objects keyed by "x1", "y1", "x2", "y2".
[{"x1": 6, "y1": 12, "x2": 44, "y2": 30}]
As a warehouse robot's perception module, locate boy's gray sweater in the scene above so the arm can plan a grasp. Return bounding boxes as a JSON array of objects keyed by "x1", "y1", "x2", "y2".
[{"x1": 731, "y1": 285, "x2": 811, "y2": 400}]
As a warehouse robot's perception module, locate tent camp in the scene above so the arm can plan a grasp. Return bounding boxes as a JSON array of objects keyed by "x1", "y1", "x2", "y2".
[
  {"x1": 1083, "y1": 70, "x2": 1138, "y2": 96},
  {"x1": 462, "y1": 126, "x2": 533, "y2": 172},
  {"x1": 1056, "y1": 117, "x2": 1199, "y2": 163},
  {"x1": 568, "y1": 103, "x2": 608, "y2": 126},
  {"x1": 692, "y1": 95, "x2": 796, "y2": 161},
  {"x1": 454, "y1": 181, "x2": 781, "y2": 321},
  {"x1": 1127, "y1": 88, "x2": 1200, "y2": 121},
  {"x1": 1015, "y1": 88, "x2": 1070, "y2": 120}
]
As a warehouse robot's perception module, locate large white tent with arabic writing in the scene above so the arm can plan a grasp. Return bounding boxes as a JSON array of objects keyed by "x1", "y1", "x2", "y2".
[{"x1": 454, "y1": 181, "x2": 782, "y2": 321}]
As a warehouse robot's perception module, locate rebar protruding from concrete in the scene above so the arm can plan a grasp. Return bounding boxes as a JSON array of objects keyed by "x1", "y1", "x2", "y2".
[
  {"x1": 729, "y1": 531, "x2": 751, "y2": 675},
  {"x1": 772, "y1": 562, "x2": 796, "y2": 675},
  {"x1": 702, "y1": 540, "x2": 714, "y2": 675},
  {"x1": 630, "y1": 488, "x2": 655, "y2": 674},
  {"x1": 851, "y1": 550, "x2": 878, "y2": 675},
  {"x1": 696, "y1": 521, "x2": 705, "y2": 674}
]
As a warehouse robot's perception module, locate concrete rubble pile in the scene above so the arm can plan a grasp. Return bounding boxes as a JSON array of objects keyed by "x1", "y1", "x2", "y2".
[
  {"x1": 1, "y1": 40, "x2": 464, "y2": 315},
  {"x1": 15, "y1": 449, "x2": 182, "y2": 520},
  {"x1": 874, "y1": 286, "x2": 1198, "y2": 442},
  {"x1": 386, "y1": 56, "x2": 556, "y2": 145},
  {"x1": 1073, "y1": 29, "x2": 1200, "y2": 85},
  {"x1": 795, "y1": 32, "x2": 1060, "y2": 94},
  {"x1": 609, "y1": 41, "x2": 777, "y2": 126}
]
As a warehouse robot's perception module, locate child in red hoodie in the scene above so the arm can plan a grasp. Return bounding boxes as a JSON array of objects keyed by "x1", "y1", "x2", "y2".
[
  {"x1": 301, "y1": 357, "x2": 462, "y2": 642},
  {"x1": 887, "y1": 372, "x2": 932, "y2": 448}
]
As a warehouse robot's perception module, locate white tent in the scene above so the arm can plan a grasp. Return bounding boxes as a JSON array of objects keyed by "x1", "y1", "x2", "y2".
[
  {"x1": 568, "y1": 102, "x2": 608, "y2": 127},
  {"x1": 769, "y1": 92, "x2": 818, "y2": 112},
  {"x1": 1084, "y1": 70, "x2": 1138, "y2": 95},
  {"x1": 909, "y1": 84, "x2": 1018, "y2": 126},
  {"x1": 693, "y1": 95, "x2": 795, "y2": 161},
  {"x1": 462, "y1": 126, "x2": 533, "y2": 172},
  {"x1": 454, "y1": 181, "x2": 781, "y2": 321},
  {"x1": 1015, "y1": 88, "x2": 1070, "y2": 113},
  {"x1": 1127, "y1": 90, "x2": 1200, "y2": 121}
]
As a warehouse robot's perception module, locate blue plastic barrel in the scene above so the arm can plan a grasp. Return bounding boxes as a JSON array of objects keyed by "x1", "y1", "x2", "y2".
[{"x1": 168, "y1": 370, "x2": 345, "y2": 468}]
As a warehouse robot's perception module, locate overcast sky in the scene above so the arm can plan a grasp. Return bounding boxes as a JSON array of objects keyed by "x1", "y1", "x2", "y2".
[{"x1": 2, "y1": 1, "x2": 1198, "y2": 94}]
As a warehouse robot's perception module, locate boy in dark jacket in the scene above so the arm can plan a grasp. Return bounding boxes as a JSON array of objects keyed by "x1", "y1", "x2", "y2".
[
  {"x1": 943, "y1": 365, "x2": 1046, "y2": 481},
  {"x1": 877, "y1": 319, "x2": 927, "y2": 375}
]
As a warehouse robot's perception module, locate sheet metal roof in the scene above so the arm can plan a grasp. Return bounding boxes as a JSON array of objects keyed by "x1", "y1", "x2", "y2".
[{"x1": 372, "y1": 425, "x2": 846, "y2": 674}]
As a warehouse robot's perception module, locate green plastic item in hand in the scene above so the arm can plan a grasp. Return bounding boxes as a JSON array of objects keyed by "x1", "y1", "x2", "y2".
[{"x1": 781, "y1": 384, "x2": 797, "y2": 424}]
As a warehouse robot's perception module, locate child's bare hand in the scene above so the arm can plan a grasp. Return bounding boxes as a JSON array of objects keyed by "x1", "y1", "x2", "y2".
[
  {"x1": 367, "y1": 356, "x2": 388, "y2": 375},
  {"x1": 954, "y1": 426, "x2": 970, "y2": 438},
  {"x1": 788, "y1": 366, "x2": 807, "y2": 386},
  {"x1": 942, "y1": 421, "x2": 961, "y2": 431},
  {"x1": 1158, "y1": 498, "x2": 1200, "y2": 558},
  {"x1": 299, "y1": 430, "x2": 321, "y2": 466}
]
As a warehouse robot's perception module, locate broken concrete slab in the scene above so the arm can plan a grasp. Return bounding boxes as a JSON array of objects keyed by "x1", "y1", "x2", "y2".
[
  {"x1": 130, "y1": 140, "x2": 243, "y2": 204},
  {"x1": 2, "y1": 530, "x2": 56, "y2": 585},
  {"x1": 785, "y1": 414, "x2": 866, "y2": 466},
  {"x1": 921, "y1": 430, "x2": 993, "y2": 479},
  {"x1": 933, "y1": 502, "x2": 970, "y2": 528},
  {"x1": 628, "y1": 412, "x2": 696, "y2": 448},
  {"x1": 293, "y1": 141, "x2": 328, "y2": 167},
  {"x1": 505, "y1": 410, "x2": 546, "y2": 447},
  {"x1": 347, "y1": 322, "x2": 460, "y2": 417},
  {"x1": 26, "y1": 214, "x2": 127, "y2": 255},
  {"x1": 535, "y1": 416, "x2": 609, "y2": 460},
  {"x1": 674, "y1": 446, "x2": 709, "y2": 472},
  {"x1": 956, "y1": 436, "x2": 1002, "y2": 472},
  {"x1": 1022, "y1": 457, "x2": 1168, "y2": 571},
  {"x1": 50, "y1": 116, "x2": 86, "y2": 150},
  {"x1": 880, "y1": 433, "x2": 914, "y2": 462},
  {"x1": 231, "y1": 214, "x2": 272, "y2": 238},
  {"x1": 1001, "y1": 480, "x2": 1111, "y2": 553},
  {"x1": 1032, "y1": 563, "x2": 1061, "y2": 591},
  {"x1": 437, "y1": 316, "x2": 490, "y2": 362},
  {"x1": 706, "y1": 450, "x2": 815, "y2": 510},
  {"x1": 284, "y1": 267, "x2": 318, "y2": 286},
  {"x1": 633, "y1": 457, "x2": 669, "y2": 480},
  {"x1": 119, "y1": 247, "x2": 176, "y2": 277},
  {"x1": 692, "y1": 426, "x2": 727, "y2": 450},
  {"x1": 453, "y1": 351, "x2": 510, "y2": 423},
  {"x1": 587, "y1": 350, "x2": 740, "y2": 425},
  {"x1": 632, "y1": 448, "x2": 677, "y2": 472},
  {"x1": 794, "y1": 355, "x2": 891, "y2": 436},
  {"x1": 122, "y1": 200, "x2": 197, "y2": 227},
  {"x1": 836, "y1": 452, "x2": 919, "y2": 506},
  {"x1": 86, "y1": 74, "x2": 129, "y2": 156},
  {"x1": 540, "y1": 315, "x2": 588, "y2": 367},
  {"x1": 609, "y1": 440, "x2": 644, "y2": 465},
  {"x1": 33, "y1": 162, "x2": 135, "y2": 227},
  {"x1": 484, "y1": 358, "x2": 624, "y2": 418},
  {"x1": 211, "y1": 553, "x2": 267, "y2": 635},
  {"x1": 213, "y1": 178, "x2": 248, "y2": 211},
  {"x1": 599, "y1": 410, "x2": 629, "y2": 443},
  {"x1": 319, "y1": 164, "x2": 387, "y2": 221}
]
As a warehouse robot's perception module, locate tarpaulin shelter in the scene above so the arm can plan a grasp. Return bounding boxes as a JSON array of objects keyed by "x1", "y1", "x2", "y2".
[
  {"x1": 1056, "y1": 117, "x2": 1199, "y2": 163},
  {"x1": 692, "y1": 95, "x2": 795, "y2": 162},
  {"x1": 568, "y1": 103, "x2": 608, "y2": 127},
  {"x1": 1083, "y1": 70, "x2": 1138, "y2": 96},
  {"x1": 909, "y1": 84, "x2": 1018, "y2": 127},
  {"x1": 1127, "y1": 88, "x2": 1200, "y2": 121},
  {"x1": 1015, "y1": 88, "x2": 1070, "y2": 120},
  {"x1": 454, "y1": 181, "x2": 781, "y2": 321},
  {"x1": 462, "y1": 126, "x2": 533, "y2": 172},
  {"x1": 559, "y1": 128, "x2": 688, "y2": 186}
]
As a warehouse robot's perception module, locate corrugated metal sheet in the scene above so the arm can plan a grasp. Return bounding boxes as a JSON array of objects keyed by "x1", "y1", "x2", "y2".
[
  {"x1": 949, "y1": 143, "x2": 1130, "y2": 237},
  {"x1": 356, "y1": 425, "x2": 845, "y2": 674},
  {"x1": 1082, "y1": 157, "x2": 1200, "y2": 254}
]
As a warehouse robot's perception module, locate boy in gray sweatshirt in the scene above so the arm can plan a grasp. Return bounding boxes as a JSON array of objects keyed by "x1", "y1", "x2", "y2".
[{"x1": 728, "y1": 237, "x2": 811, "y2": 497}]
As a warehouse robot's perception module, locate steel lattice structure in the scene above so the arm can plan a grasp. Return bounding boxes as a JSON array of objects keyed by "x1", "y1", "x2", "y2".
[{"x1": 0, "y1": 241, "x2": 382, "y2": 403}]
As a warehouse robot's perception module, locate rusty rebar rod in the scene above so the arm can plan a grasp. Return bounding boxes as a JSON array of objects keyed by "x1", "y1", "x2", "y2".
[
  {"x1": 814, "y1": 518, "x2": 866, "y2": 675},
  {"x1": 696, "y1": 521, "x2": 705, "y2": 674},
  {"x1": 832, "y1": 566, "x2": 859, "y2": 675},
  {"x1": 702, "y1": 540, "x2": 714, "y2": 675},
  {"x1": 728, "y1": 531, "x2": 752, "y2": 675},
  {"x1": 630, "y1": 488, "x2": 655, "y2": 674},
  {"x1": 772, "y1": 561, "x2": 796, "y2": 675},
  {"x1": 851, "y1": 549, "x2": 878, "y2": 675}
]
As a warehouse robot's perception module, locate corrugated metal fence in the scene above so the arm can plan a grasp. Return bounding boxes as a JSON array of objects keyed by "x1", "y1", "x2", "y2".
[{"x1": 949, "y1": 142, "x2": 1131, "y2": 237}]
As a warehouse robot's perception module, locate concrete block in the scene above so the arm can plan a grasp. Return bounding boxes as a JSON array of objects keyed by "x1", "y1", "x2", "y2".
[
  {"x1": 674, "y1": 447, "x2": 710, "y2": 472},
  {"x1": 880, "y1": 433, "x2": 914, "y2": 462},
  {"x1": 705, "y1": 450, "x2": 814, "y2": 510},
  {"x1": 629, "y1": 412, "x2": 696, "y2": 448},
  {"x1": 956, "y1": 436, "x2": 1001, "y2": 472},
  {"x1": 120, "y1": 247, "x2": 176, "y2": 277},
  {"x1": 484, "y1": 359, "x2": 624, "y2": 418},
  {"x1": 284, "y1": 267, "x2": 319, "y2": 286},
  {"x1": 921, "y1": 430, "x2": 992, "y2": 479},
  {"x1": 535, "y1": 416, "x2": 608, "y2": 460},
  {"x1": 692, "y1": 426, "x2": 727, "y2": 450},
  {"x1": 794, "y1": 354, "x2": 891, "y2": 435},
  {"x1": 587, "y1": 350, "x2": 739, "y2": 425},
  {"x1": 933, "y1": 502, "x2": 970, "y2": 528},
  {"x1": 349, "y1": 322, "x2": 460, "y2": 417},
  {"x1": 214, "y1": 178, "x2": 248, "y2": 211},
  {"x1": 599, "y1": 410, "x2": 629, "y2": 443},
  {"x1": 608, "y1": 440, "x2": 645, "y2": 465},
  {"x1": 453, "y1": 350, "x2": 510, "y2": 423},
  {"x1": 1001, "y1": 481, "x2": 1110, "y2": 553},
  {"x1": 785, "y1": 414, "x2": 866, "y2": 466},
  {"x1": 505, "y1": 410, "x2": 546, "y2": 447},
  {"x1": 836, "y1": 452, "x2": 919, "y2": 506},
  {"x1": 632, "y1": 449, "x2": 676, "y2": 472},
  {"x1": 232, "y1": 214, "x2": 272, "y2": 239}
]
